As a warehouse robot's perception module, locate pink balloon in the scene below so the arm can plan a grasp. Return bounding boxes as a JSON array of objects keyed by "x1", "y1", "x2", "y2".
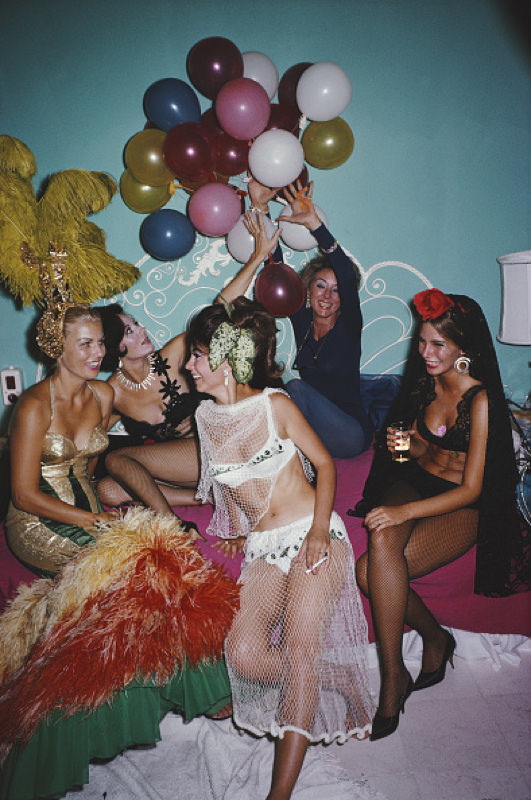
[
  {"x1": 188, "y1": 183, "x2": 242, "y2": 237},
  {"x1": 255, "y1": 261, "x2": 305, "y2": 317},
  {"x1": 215, "y1": 78, "x2": 271, "y2": 140}
]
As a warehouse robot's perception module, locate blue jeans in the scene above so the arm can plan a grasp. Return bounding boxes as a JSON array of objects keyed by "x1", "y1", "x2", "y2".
[{"x1": 285, "y1": 379, "x2": 372, "y2": 458}]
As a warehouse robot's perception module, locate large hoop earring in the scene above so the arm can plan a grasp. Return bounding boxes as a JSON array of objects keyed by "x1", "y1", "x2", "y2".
[
  {"x1": 454, "y1": 355, "x2": 471, "y2": 374},
  {"x1": 223, "y1": 368, "x2": 229, "y2": 387}
]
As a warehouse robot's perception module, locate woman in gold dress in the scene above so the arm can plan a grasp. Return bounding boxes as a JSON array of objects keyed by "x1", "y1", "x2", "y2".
[{"x1": 5, "y1": 305, "x2": 116, "y2": 576}]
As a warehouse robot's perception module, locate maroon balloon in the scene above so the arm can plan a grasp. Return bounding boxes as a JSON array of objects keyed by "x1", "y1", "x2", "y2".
[
  {"x1": 255, "y1": 261, "x2": 305, "y2": 317},
  {"x1": 178, "y1": 172, "x2": 230, "y2": 195},
  {"x1": 201, "y1": 107, "x2": 225, "y2": 139},
  {"x1": 266, "y1": 103, "x2": 301, "y2": 137},
  {"x1": 214, "y1": 134, "x2": 250, "y2": 176},
  {"x1": 273, "y1": 165, "x2": 309, "y2": 202},
  {"x1": 163, "y1": 122, "x2": 215, "y2": 181},
  {"x1": 278, "y1": 62, "x2": 313, "y2": 114},
  {"x1": 187, "y1": 37, "x2": 244, "y2": 100}
]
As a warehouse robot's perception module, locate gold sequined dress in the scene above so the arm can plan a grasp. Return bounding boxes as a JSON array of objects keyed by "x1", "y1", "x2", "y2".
[{"x1": 5, "y1": 380, "x2": 107, "y2": 577}]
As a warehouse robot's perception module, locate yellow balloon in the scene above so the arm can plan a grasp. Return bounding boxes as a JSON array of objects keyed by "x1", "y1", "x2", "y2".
[
  {"x1": 124, "y1": 129, "x2": 175, "y2": 186},
  {"x1": 302, "y1": 118, "x2": 354, "y2": 169},
  {"x1": 120, "y1": 170, "x2": 172, "y2": 214}
]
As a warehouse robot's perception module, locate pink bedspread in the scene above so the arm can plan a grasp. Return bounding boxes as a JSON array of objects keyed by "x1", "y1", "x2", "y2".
[{"x1": 1, "y1": 448, "x2": 529, "y2": 639}]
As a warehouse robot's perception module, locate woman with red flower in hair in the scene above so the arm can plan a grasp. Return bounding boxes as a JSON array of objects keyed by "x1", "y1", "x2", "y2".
[{"x1": 353, "y1": 289, "x2": 528, "y2": 741}]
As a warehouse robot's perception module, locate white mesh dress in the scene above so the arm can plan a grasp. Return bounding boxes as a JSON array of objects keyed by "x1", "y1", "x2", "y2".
[{"x1": 196, "y1": 388, "x2": 374, "y2": 743}]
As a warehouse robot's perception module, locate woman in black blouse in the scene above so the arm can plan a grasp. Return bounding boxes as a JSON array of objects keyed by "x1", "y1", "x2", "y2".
[{"x1": 227, "y1": 180, "x2": 373, "y2": 458}]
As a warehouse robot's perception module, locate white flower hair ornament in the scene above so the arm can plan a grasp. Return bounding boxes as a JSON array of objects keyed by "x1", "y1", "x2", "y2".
[{"x1": 208, "y1": 320, "x2": 256, "y2": 384}]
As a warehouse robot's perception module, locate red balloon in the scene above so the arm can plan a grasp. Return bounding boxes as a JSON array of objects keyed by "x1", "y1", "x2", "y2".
[
  {"x1": 266, "y1": 103, "x2": 301, "y2": 136},
  {"x1": 163, "y1": 122, "x2": 214, "y2": 181},
  {"x1": 255, "y1": 261, "x2": 305, "y2": 317},
  {"x1": 187, "y1": 37, "x2": 244, "y2": 100},
  {"x1": 214, "y1": 134, "x2": 250, "y2": 176},
  {"x1": 278, "y1": 62, "x2": 313, "y2": 114},
  {"x1": 201, "y1": 107, "x2": 225, "y2": 139}
]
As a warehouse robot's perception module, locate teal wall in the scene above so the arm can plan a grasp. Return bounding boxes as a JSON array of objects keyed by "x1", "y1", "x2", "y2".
[{"x1": 1, "y1": 0, "x2": 529, "y2": 431}]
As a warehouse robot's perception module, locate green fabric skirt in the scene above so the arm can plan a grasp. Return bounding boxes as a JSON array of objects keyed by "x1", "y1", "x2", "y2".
[{"x1": 0, "y1": 659, "x2": 231, "y2": 800}]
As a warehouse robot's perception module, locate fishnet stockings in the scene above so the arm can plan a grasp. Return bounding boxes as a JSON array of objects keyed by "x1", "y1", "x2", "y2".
[
  {"x1": 96, "y1": 438, "x2": 201, "y2": 512},
  {"x1": 356, "y1": 481, "x2": 478, "y2": 717}
]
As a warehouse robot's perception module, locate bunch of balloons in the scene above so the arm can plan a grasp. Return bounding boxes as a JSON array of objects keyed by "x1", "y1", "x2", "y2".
[{"x1": 119, "y1": 36, "x2": 355, "y2": 293}]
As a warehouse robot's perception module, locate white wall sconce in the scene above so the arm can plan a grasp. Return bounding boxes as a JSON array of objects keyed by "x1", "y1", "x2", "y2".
[{"x1": 497, "y1": 250, "x2": 531, "y2": 345}]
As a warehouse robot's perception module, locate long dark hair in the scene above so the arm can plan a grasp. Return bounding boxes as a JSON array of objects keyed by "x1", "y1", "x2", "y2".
[
  {"x1": 96, "y1": 304, "x2": 126, "y2": 372},
  {"x1": 186, "y1": 297, "x2": 284, "y2": 390},
  {"x1": 358, "y1": 293, "x2": 528, "y2": 597}
]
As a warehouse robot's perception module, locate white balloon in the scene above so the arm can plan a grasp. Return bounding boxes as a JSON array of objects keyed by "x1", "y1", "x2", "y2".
[
  {"x1": 227, "y1": 213, "x2": 276, "y2": 263},
  {"x1": 296, "y1": 62, "x2": 352, "y2": 122},
  {"x1": 243, "y1": 51, "x2": 279, "y2": 100},
  {"x1": 278, "y1": 204, "x2": 328, "y2": 251},
  {"x1": 249, "y1": 130, "x2": 304, "y2": 189}
]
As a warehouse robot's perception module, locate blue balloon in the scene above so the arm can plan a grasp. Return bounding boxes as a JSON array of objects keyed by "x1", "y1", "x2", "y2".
[
  {"x1": 144, "y1": 78, "x2": 201, "y2": 132},
  {"x1": 140, "y1": 209, "x2": 196, "y2": 260}
]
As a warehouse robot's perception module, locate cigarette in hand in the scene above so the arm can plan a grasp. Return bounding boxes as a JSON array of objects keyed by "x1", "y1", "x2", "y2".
[{"x1": 305, "y1": 553, "x2": 328, "y2": 574}]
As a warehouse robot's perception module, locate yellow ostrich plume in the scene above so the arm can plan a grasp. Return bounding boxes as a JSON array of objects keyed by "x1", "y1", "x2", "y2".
[{"x1": 0, "y1": 135, "x2": 140, "y2": 305}]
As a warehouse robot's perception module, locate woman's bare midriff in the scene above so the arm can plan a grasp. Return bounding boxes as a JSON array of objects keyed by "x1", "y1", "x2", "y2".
[
  {"x1": 254, "y1": 453, "x2": 316, "y2": 531},
  {"x1": 417, "y1": 442, "x2": 466, "y2": 485}
]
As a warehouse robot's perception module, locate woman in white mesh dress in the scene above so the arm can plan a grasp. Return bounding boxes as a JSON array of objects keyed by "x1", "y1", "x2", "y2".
[{"x1": 185, "y1": 297, "x2": 373, "y2": 800}]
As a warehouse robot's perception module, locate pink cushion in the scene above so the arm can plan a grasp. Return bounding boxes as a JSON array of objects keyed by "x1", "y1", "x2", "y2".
[{"x1": 2, "y1": 447, "x2": 529, "y2": 639}]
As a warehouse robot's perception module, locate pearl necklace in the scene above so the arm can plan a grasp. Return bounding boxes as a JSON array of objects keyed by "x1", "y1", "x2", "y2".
[{"x1": 116, "y1": 354, "x2": 157, "y2": 391}]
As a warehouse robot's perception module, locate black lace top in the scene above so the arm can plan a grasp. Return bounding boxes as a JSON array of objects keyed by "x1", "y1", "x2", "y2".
[
  {"x1": 416, "y1": 384, "x2": 485, "y2": 453},
  {"x1": 120, "y1": 352, "x2": 202, "y2": 442}
]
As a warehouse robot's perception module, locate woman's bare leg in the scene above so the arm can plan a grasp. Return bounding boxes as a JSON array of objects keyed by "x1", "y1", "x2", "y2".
[{"x1": 267, "y1": 732, "x2": 309, "y2": 800}]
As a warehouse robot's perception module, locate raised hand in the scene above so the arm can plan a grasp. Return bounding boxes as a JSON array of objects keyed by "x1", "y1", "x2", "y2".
[
  {"x1": 278, "y1": 180, "x2": 321, "y2": 230},
  {"x1": 243, "y1": 209, "x2": 281, "y2": 262},
  {"x1": 248, "y1": 177, "x2": 277, "y2": 213}
]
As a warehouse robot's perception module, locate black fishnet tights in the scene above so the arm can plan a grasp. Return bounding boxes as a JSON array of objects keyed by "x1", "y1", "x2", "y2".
[
  {"x1": 356, "y1": 481, "x2": 478, "y2": 717},
  {"x1": 96, "y1": 437, "x2": 201, "y2": 513}
]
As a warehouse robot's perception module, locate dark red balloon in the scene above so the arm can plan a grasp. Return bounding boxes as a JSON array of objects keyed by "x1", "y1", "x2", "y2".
[
  {"x1": 187, "y1": 37, "x2": 244, "y2": 100},
  {"x1": 163, "y1": 122, "x2": 215, "y2": 181},
  {"x1": 214, "y1": 134, "x2": 250, "y2": 176},
  {"x1": 201, "y1": 107, "x2": 225, "y2": 139},
  {"x1": 177, "y1": 172, "x2": 230, "y2": 195},
  {"x1": 266, "y1": 103, "x2": 301, "y2": 137},
  {"x1": 278, "y1": 62, "x2": 313, "y2": 114},
  {"x1": 255, "y1": 261, "x2": 305, "y2": 317}
]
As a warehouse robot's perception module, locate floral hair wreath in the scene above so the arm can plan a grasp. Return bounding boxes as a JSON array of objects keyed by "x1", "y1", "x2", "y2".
[{"x1": 208, "y1": 297, "x2": 256, "y2": 384}]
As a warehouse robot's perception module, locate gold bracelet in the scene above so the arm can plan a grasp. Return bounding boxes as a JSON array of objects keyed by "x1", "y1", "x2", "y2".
[{"x1": 320, "y1": 239, "x2": 338, "y2": 254}]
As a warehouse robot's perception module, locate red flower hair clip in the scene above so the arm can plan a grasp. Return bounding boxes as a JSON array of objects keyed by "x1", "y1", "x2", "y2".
[{"x1": 413, "y1": 289, "x2": 454, "y2": 321}]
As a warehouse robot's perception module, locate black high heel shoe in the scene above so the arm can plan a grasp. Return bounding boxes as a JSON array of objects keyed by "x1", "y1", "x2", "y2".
[
  {"x1": 370, "y1": 673, "x2": 413, "y2": 742},
  {"x1": 413, "y1": 631, "x2": 456, "y2": 692}
]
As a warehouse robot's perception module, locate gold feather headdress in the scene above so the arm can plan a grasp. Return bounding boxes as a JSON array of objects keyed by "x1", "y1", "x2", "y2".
[{"x1": 20, "y1": 242, "x2": 84, "y2": 359}]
